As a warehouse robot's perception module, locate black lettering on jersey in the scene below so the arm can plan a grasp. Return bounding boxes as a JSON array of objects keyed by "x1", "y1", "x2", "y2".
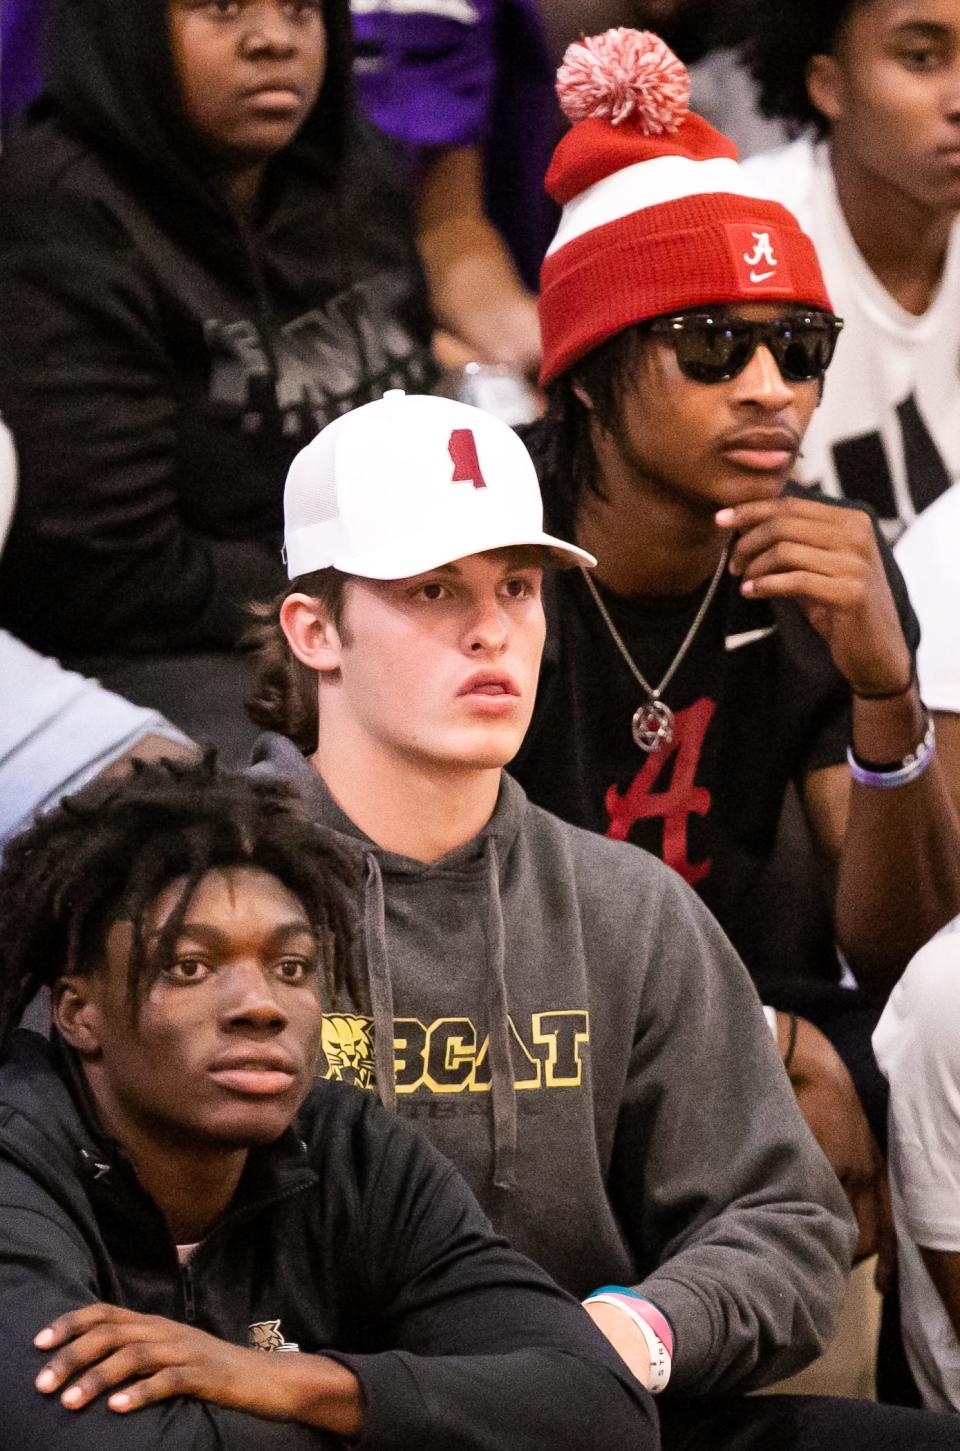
[
  {"x1": 831, "y1": 391, "x2": 951, "y2": 522},
  {"x1": 831, "y1": 431, "x2": 897, "y2": 521},
  {"x1": 896, "y1": 393, "x2": 952, "y2": 515}
]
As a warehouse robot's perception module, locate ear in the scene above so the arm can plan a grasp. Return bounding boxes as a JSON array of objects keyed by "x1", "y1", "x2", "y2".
[
  {"x1": 572, "y1": 380, "x2": 594, "y2": 411},
  {"x1": 280, "y1": 593, "x2": 344, "y2": 674},
  {"x1": 806, "y1": 52, "x2": 844, "y2": 126},
  {"x1": 52, "y1": 977, "x2": 105, "y2": 1059}
]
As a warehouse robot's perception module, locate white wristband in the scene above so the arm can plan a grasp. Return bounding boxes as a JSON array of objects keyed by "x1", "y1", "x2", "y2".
[{"x1": 585, "y1": 1293, "x2": 672, "y2": 1392}]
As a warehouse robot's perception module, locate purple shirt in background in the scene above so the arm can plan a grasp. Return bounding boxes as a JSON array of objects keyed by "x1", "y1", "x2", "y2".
[
  {"x1": 1, "y1": 0, "x2": 46, "y2": 129},
  {"x1": 352, "y1": 0, "x2": 559, "y2": 290}
]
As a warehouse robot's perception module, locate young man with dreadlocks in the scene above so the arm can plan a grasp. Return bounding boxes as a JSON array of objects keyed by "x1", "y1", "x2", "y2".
[
  {"x1": 736, "y1": 0, "x2": 960, "y2": 537},
  {"x1": 0, "y1": 760, "x2": 656, "y2": 1450},
  {"x1": 247, "y1": 385, "x2": 960, "y2": 1445}
]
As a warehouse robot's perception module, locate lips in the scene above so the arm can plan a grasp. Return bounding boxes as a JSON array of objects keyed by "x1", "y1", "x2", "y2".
[
  {"x1": 243, "y1": 79, "x2": 304, "y2": 99},
  {"x1": 208, "y1": 1051, "x2": 298, "y2": 1097},
  {"x1": 720, "y1": 428, "x2": 798, "y2": 473},
  {"x1": 457, "y1": 671, "x2": 521, "y2": 698},
  {"x1": 241, "y1": 82, "x2": 305, "y2": 113}
]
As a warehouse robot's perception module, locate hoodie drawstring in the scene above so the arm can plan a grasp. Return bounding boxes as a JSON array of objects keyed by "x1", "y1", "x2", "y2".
[
  {"x1": 363, "y1": 853, "x2": 397, "y2": 1112},
  {"x1": 360, "y1": 841, "x2": 515, "y2": 1190},
  {"x1": 484, "y1": 839, "x2": 517, "y2": 1191}
]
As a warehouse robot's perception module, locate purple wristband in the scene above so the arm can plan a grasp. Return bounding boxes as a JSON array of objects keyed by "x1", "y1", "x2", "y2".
[{"x1": 847, "y1": 715, "x2": 936, "y2": 790}]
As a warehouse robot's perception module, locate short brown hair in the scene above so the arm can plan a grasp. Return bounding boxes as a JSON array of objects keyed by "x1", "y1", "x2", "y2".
[{"x1": 245, "y1": 568, "x2": 350, "y2": 753}]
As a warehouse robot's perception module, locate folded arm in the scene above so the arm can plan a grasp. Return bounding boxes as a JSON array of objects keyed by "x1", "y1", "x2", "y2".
[{"x1": 609, "y1": 868, "x2": 856, "y2": 1394}]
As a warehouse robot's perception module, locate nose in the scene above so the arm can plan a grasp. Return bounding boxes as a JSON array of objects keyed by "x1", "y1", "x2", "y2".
[
  {"x1": 463, "y1": 592, "x2": 509, "y2": 655},
  {"x1": 944, "y1": 65, "x2": 960, "y2": 121},
  {"x1": 732, "y1": 343, "x2": 795, "y2": 411},
  {"x1": 240, "y1": 1, "x2": 299, "y2": 56},
  {"x1": 220, "y1": 961, "x2": 288, "y2": 1034}
]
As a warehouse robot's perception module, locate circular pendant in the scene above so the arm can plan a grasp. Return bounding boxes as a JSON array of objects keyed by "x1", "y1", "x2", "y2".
[{"x1": 632, "y1": 699, "x2": 674, "y2": 753}]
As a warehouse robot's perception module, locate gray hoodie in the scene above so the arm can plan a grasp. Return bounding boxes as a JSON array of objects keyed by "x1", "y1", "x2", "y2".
[{"x1": 253, "y1": 733, "x2": 856, "y2": 1395}]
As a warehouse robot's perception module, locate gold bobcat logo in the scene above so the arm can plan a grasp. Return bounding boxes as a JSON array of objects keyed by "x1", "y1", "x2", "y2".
[
  {"x1": 319, "y1": 1011, "x2": 590, "y2": 1095},
  {"x1": 248, "y1": 1319, "x2": 300, "y2": 1353},
  {"x1": 321, "y1": 1014, "x2": 376, "y2": 1090}
]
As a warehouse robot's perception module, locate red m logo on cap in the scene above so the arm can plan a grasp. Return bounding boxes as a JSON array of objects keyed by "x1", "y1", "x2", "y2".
[{"x1": 448, "y1": 429, "x2": 488, "y2": 490}]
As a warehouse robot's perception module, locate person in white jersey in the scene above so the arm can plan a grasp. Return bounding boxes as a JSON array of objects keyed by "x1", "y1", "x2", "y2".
[
  {"x1": 738, "y1": 0, "x2": 960, "y2": 540},
  {"x1": 874, "y1": 916, "x2": 960, "y2": 1412},
  {"x1": 895, "y1": 483, "x2": 960, "y2": 814}
]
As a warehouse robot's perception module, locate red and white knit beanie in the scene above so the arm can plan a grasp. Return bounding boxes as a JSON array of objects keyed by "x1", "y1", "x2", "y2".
[{"x1": 539, "y1": 29, "x2": 832, "y2": 386}]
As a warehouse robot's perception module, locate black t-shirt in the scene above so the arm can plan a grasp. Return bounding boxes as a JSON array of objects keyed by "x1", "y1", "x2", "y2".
[{"x1": 512, "y1": 487, "x2": 919, "y2": 992}]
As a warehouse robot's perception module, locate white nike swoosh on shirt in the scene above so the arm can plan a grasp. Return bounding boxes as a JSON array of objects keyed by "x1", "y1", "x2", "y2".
[
  {"x1": 749, "y1": 269, "x2": 776, "y2": 283},
  {"x1": 724, "y1": 626, "x2": 778, "y2": 651}
]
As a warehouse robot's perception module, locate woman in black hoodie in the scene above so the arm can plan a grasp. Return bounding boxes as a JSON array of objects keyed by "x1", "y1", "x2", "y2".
[{"x1": 0, "y1": 0, "x2": 434, "y2": 748}]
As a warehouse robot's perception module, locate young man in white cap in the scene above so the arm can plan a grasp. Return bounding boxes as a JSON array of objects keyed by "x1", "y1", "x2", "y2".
[{"x1": 248, "y1": 388, "x2": 960, "y2": 1446}]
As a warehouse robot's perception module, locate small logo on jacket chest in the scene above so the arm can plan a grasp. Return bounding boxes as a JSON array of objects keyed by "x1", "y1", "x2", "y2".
[{"x1": 249, "y1": 1319, "x2": 300, "y2": 1352}]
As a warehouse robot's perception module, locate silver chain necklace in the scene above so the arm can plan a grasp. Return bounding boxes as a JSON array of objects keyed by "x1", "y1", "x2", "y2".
[{"x1": 579, "y1": 544, "x2": 731, "y2": 752}]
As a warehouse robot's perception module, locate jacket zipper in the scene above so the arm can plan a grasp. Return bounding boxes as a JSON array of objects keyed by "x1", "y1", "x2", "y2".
[
  {"x1": 180, "y1": 1261, "x2": 197, "y2": 1323},
  {"x1": 175, "y1": 1177, "x2": 311, "y2": 1325}
]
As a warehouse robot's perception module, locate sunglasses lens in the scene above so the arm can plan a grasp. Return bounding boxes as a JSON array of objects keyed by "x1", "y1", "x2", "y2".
[
  {"x1": 776, "y1": 321, "x2": 832, "y2": 381},
  {"x1": 674, "y1": 323, "x2": 751, "y2": 383},
  {"x1": 656, "y1": 314, "x2": 840, "y2": 383}
]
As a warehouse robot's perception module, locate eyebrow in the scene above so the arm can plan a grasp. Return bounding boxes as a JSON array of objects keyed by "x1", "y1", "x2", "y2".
[
  {"x1": 890, "y1": 21, "x2": 952, "y2": 39},
  {"x1": 147, "y1": 922, "x2": 317, "y2": 951}
]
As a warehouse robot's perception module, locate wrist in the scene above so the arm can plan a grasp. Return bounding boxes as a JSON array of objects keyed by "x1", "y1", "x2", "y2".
[
  {"x1": 851, "y1": 683, "x2": 927, "y2": 765},
  {"x1": 583, "y1": 1288, "x2": 673, "y2": 1392},
  {"x1": 270, "y1": 1354, "x2": 363, "y2": 1437}
]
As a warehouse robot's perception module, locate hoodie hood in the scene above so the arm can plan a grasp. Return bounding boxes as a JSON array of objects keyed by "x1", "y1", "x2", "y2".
[
  {"x1": 251, "y1": 733, "x2": 523, "y2": 1189},
  {"x1": 0, "y1": 1031, "x2": 131, "y2": 1292},
  {"x1": 39, "y1": 0, "x2": 355, "y2": 247}
]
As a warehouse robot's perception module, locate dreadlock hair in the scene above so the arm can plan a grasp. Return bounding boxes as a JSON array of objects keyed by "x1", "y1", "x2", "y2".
[
  {"x1": 0, "y1": 754, "x2": 365, "y2": 1054},
  {"x1": 535, "y1": 324, "x2": 648, "y2": 539},
  {"x1": 245, "y1": 567, "x2": 350, "y2": 755},
  {"x1": 730, "y1": 0, "x2": 864, "y2": 136}
]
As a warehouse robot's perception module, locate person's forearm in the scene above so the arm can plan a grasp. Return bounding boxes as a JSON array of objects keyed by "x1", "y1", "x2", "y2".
[
  {"x1": 836, "y1": 687, "x2": 960, "y2": 992},
  {"x1": 328, "y1": 1346, "x2": 655, "y2": 1451},
  {"x1": 417, "y1": 147, "x2": 540, "y2": 370},
  {"x1": 263, "y1": 1354, "x2": 363, "y2": 1437},
  {"x1": 421, "y1": 214, "x2": 540, "y2": 366}
]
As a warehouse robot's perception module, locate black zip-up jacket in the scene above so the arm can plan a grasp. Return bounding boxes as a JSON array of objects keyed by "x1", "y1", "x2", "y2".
[
  {"x1": 0, "y1": 1031, "x2": 654, "y2": 1450},
  {"x1": 0, "y1": 0, "x2": 435, "y2": 660}
]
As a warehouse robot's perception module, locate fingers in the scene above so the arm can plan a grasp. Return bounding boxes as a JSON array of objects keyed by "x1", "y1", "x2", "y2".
[
  {"x1": 35, "y1": 1306, "x2": 170, "y2": 1408},
  {"x1": 716, "y1": 496, "x2": 876, "y2": 541},
  {"x1": 51, "y1": 1345, "x2": 179, "y2": 1411},
  {"x1": 109, "y1": 1367, "x2": 190, "y2": 1414},
  {"x1": 716, "y1": 497, "x2": 877, "y2": 595},
  {"x1": 35, "y1": 1302, "x2": 136, "y2": 1351},
  {"x1": 740, "y1": 570, "x2": 863, "y2": 606},
  {"x1": 726, "y1": 514, "x2": 857, "y2": 578}
]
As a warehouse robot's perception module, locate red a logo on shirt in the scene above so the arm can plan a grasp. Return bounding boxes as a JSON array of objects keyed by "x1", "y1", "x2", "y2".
[
  {"x1": 448, "y1": 429, "x2": 488, "y2": 489},
  {"x1": 605, "y1": 698, "x2": 715, "y2": 887}
]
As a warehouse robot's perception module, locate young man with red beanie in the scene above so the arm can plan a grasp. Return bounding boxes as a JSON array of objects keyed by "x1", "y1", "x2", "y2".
[{"x1": 516, "y1": 32, "x2": 960, "y2": 1150}]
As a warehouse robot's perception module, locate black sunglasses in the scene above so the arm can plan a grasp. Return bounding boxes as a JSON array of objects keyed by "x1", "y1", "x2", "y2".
[{"x1": 646, "y1": 311, "x2": 844, "y2": 384}]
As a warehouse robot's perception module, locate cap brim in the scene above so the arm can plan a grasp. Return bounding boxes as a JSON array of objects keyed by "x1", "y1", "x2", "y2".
[{"x1": 332, "y1": 525, "x2": 596, "y2": 578}]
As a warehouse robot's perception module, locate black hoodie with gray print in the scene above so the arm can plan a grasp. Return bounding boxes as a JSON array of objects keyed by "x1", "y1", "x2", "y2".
[
  {"x1": 0, "y1": 0, "x2": 434, "y2": 660},
  {"x1": 252, "y1": 734, "x2": 858, "y2": 1397}
]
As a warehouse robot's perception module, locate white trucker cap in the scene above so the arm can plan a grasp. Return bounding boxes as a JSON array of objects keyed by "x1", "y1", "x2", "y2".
[{"x1": 282, "y1": 390, "x2": 596, "y2": 580}]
